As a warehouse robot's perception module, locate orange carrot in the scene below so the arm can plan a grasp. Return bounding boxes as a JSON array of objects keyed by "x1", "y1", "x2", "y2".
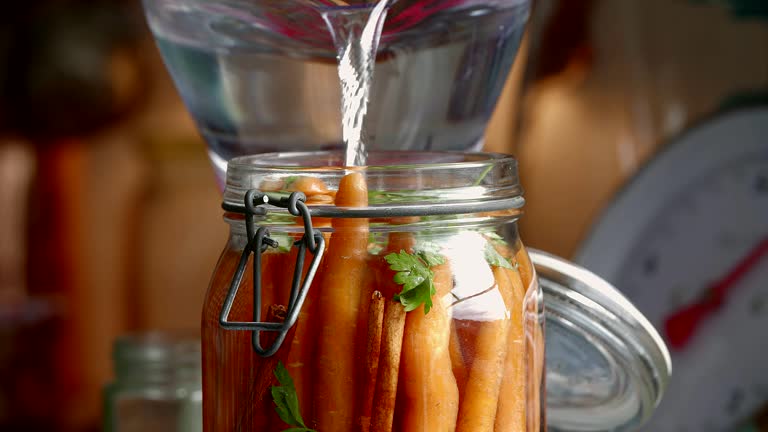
[
  {"x1": 494, "y1": 263, "x2": 527, "y2": 432},
  {"x1": 306, "y1": 194, "x2": 334, "y2": 205},
  {"x1": 509, "y1": 244, "x2": 541, "y2": 431},
  {"x1": 400, "y1": 261, "x2": 460, "y2": 432},
  {"x1": 526, "y1": 318, "x2": 545, "y2": 432},
  {"x1": 514, "y1": 244, "x2": 534, "y2": 291},
  {"x1": 288, "y1": 175, "x2": 331, "y2": 196},
  {"x1": 452, "y1": 318, "x2": 480, "y2": 373},
  {"x1": 521, "y1": 253, "x2": 544, "y2": 432},
  {"x1": 449, "y1": 323, "x2": 469, "y2": 393},
  {"x1": 456, "y1": 266, "x2": 512, "y2": 432},
  {"x1": 290, "y1": 175, "x2": 333, "y2": 227},
  {"x1": 314, "y1": 171, "x2": 369, "y2": 431}
]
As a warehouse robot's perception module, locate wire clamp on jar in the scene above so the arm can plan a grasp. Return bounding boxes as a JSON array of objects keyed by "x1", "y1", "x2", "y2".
[{"x1": 219, "y1": 190, "x2": 326, "y2": 357}]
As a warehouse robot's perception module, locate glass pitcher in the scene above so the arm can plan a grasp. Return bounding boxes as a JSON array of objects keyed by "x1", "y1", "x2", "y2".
[{"x1": 142, "y1": 0, "x2": 531, "y2": 182}]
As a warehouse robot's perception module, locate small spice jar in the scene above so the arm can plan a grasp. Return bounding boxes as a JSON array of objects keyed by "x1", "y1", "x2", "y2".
[{"x1": 103, "y1": 332, "x2": 203, "y2": 432}]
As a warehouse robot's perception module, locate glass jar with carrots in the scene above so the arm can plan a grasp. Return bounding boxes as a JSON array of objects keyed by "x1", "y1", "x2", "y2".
[{"x1": 202, "y1": 151, "x2": 544, "y2": 431}]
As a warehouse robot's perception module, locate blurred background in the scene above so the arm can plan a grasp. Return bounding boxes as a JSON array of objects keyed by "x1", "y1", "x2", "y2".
[
  {"x1": 0, "y1": 0, "x2": 766, "y2": 430},
  {"x1": 0, "y1": 1, "x2": 221, "y2": 429}
]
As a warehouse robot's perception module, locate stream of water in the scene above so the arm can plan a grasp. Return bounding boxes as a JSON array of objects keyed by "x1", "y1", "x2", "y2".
[{"x1": 322, "y1": 0, "x2": 393, "y2": 167}]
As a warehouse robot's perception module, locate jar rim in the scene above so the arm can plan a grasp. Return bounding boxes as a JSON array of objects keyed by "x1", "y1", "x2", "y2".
[
  {"x1": 227, "y1": 150, "x2": 516, "y2": 172},
  {"x1": 223, "y1": 151, "x2": 523, "y2": 216}
]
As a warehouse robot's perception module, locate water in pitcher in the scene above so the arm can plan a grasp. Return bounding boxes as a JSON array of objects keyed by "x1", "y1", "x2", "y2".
[{"x1": 144, "y1": 0, "x2": 530, "y2": 177}]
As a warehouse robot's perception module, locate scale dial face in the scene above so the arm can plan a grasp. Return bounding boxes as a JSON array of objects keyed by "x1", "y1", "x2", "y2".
[{"x1": 577, "y1": 108, "x2": 768, "y2": 431}]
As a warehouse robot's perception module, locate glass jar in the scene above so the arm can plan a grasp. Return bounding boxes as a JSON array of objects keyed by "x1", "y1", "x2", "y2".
[
  {"x1": 203, "y1": 151, "x2": 545, "y2": 431},
  {"x1": 103, "y1": 332, "x2": 203, "y2": 432}
]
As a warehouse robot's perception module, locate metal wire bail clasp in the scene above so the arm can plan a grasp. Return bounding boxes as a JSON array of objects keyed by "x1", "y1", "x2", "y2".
[{"x1": 219, "y1": 190, "x2": 325, "y2": 357}]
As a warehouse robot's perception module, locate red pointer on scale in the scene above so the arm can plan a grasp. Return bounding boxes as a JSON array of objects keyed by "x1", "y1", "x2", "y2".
[{"x1": 664, "y1": 236, "x2": 768, "y2": 351}]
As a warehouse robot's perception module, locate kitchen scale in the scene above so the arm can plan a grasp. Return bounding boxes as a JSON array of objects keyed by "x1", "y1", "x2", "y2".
[{"x1": 577, "y1": 107, "x2": 768, "y2": 431}]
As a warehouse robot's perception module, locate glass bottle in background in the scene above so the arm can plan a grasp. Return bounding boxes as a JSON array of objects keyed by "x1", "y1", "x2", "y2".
[
  {"x1": 512, "y1": 0, "x2": 768, "y2": 257},
  {"x1": 104, "y1": 332, "x2": 203, "y2": 432}
]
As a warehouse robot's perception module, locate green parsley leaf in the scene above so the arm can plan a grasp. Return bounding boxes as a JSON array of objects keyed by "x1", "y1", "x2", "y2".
[
  {"x1": 484, "y1": 232, "x2": 506, "y2": 245},
  {"x1": 473, "y1": 163, "x2": 495, "y2": 186},
  {"x1": 271, "y1": 362, "x2": 316, "y2": 431},
  {"x1": 385, "y1": 250, "x2": 446, "y2": 314},
  {"x1": 396, "y1": 280, "x2": 434, "y2": 313},
  {"x1": 368, "y1": 232, "x2": 385, "y2": 255},
  {"x1": 484, "y1": 242, "x2": 515, "y2": 270},
  {"x1": 283, "y1": 176, "x2": 300, "y2": 188},
  {"x1": 418, "y1": 250, "x2": 446, "y2": 267},
  {"x1": 368, "y1": 190, "x2": 437, "y2": 204},
  {"x1": 414, "y1": 243, "x2": 443, "y2": 260},
  {"x1": 268, "y1": 233, "x2": 295, "y2": 253}
]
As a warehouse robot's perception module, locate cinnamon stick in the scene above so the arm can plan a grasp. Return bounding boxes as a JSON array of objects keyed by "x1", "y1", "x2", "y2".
[
  {"x1": 354, "y1": 256, "x2": 380, "y2": 414},
  {"x1": 369, "y1": 298, "x2": 407, "y2": 432},
  {"x1": 360, "y1": 291, "x2": 385, "y2": 432},
  {"x1": 369, "y1": 231, "x2": 415, "y2": 432}
]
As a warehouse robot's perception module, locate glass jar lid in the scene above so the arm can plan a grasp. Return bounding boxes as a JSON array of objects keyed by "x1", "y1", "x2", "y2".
[{"x1": 532, "y1": 249, "x2": 671, "y2": 431}]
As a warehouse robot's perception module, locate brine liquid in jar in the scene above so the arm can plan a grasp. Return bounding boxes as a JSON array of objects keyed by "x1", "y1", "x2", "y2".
[{"x1": 202, "y1": 151, "x2": 545, "y2": 431}]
